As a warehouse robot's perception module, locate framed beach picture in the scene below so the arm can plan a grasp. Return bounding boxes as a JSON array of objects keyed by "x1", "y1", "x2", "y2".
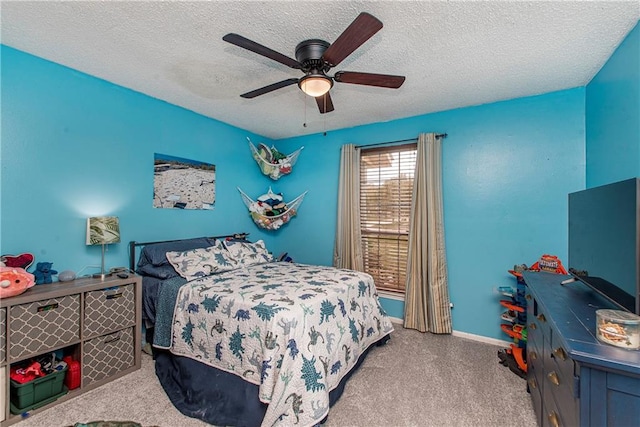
[{"x1": 153, "y1": 153, "x2": 216, "y2": 210}]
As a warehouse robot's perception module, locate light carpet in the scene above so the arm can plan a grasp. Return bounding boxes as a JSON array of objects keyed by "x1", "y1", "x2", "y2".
[{"x1": 13, "y1": 326, "x2": 537, "y2": 427}]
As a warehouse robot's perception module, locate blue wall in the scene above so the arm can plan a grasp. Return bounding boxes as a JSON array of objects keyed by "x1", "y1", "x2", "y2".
[
  {"x1": 277, "y1": 89, "x2": 586, "y2": 339},
  {"x1": 586, "y1": 21, "x2": 640, "y2": 187},
  {"x1": 7, "y1": 27, "x2": 637, "y2": 341},
  {"x1": 0, "y1": 45, "x2": 278, "y2": 275}
]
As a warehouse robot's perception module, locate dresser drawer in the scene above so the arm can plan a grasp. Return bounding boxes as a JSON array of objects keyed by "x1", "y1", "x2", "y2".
[
  {"x1": 0, "y1": 308, "x2": 6, "y2": 363},
  {"x1": 84, "y1": 284, "x2": 135, "y2": 338},
  {"x1": 527, "y1": 320, "x2": 544, "y2": 362},
  {"x1": 531, "y1": 310, "x2": 550, "y2": 337},
  {"x1": 527, "y1": 343, "x2": 544, "y2": 383},
  {"x1": 9, "y1": 295, "x2": 80, "y2": 359},
  {"x1": 83, "y1": 327, "x2": 134, "y2": 386},
  {"x1": 545, "y1": 360, "x2": 578, "y2": 427},
  {"x1": 549, "y1": 333, "x2": 575, "y2": 395},
  {"x1": 543, "y1": 376, "x2": 578, "y2": 427},
  {"x1": 542, "y1": 384, "x2": 562, "y2": 427},
  {"x1": 542, "y1": 312, "x2": 578, "y2": 427},
  {"x1": 527, "y1": 368, "x2": 543, "y2": 427}
]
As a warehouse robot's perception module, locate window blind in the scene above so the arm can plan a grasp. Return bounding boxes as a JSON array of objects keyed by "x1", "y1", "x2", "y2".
[{"x1": 359, "y1": 143, "x2": 417, "y2": 293}]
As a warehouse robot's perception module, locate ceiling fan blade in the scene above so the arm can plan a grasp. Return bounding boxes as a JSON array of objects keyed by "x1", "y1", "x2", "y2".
[
  {"x1": 322, "y1": 12, "x2": 383, "y2": 67},
  {"x1": 315, "y1": 92, "x2": 335, "y2": 114},
  {"x1": 240, "y1": 78, "x2": 299, "y2": 99},
  {"x1": 334, "y1": 71, "x2": 405, "y2": 88},
  {"x1": 223, "y1": 33, "x2": 301, "y2": 69}
]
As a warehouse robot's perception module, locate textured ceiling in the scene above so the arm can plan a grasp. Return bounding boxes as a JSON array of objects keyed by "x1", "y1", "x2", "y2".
[{"x1": 2, "y1": 1, "x2": 638, "y2": 139}]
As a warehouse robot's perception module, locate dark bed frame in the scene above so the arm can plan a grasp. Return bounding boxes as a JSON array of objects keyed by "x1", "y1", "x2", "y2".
[{"x1": 128, "y1": 232, "x2": 249, "y2": 272}]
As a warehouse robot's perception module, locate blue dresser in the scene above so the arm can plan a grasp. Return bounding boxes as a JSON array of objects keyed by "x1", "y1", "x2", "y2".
[{"x1": 523, "y1": 271, "x2": 640, "y2": 427}]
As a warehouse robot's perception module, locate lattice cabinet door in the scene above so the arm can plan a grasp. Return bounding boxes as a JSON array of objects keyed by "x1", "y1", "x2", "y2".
[
  {"x1": 82, "y1": 327, "x2": 135, "y2": 387},
  {"x1": 84, "y1": 284, "x2": 135, "y2": 339},
  {"x1": 9, "y1": 295, "x2": 80, "y2": 360},
  {"x1": 0, "y1": 308, "x2": 6, "y2": 364}
]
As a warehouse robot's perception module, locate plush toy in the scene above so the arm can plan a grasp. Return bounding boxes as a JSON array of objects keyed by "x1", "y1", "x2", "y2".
[
  {"x1": 0, "y1": 267, "x2": 36, "y2": 298},
  {"x1": 34, "y1": 262, "x2": 58, "y2": 285},
  {"x1": 0, "y1": 253, "x2": 35, "y2": 270}
]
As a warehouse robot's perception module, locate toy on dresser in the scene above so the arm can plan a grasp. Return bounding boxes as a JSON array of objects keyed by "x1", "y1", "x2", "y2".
[
  {"x1": 0, "y1": 266, "x2": 35, "y2": 298},
  {"x1": 0, "y1": 252, "x2": 35, "y2": 270},
  {"x1": 596, "y1": 309, "x2": 640, "y2": 350},
  {"x1": 34, "y1": 261, "x2": 58, "y2": 284}
]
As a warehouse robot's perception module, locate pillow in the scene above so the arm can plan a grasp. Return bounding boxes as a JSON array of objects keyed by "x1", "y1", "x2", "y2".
[
  {"x1": 136, "y1": 263, "x2": 180, "y2": 280},
  {"x1": 137, "y1": 237, "x2": 217, "y2": 268},
  {"x1": 166, "y1": 243, "x2": 239, "y2": 281},
  {"x1": 224, "y1": 239, "x2": 274, "y2": 267}
]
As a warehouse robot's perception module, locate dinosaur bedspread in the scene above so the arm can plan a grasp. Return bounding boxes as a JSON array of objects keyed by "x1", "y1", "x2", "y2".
[{"x1": 167, "y1": 262, "x2": 394, "y2": 427}]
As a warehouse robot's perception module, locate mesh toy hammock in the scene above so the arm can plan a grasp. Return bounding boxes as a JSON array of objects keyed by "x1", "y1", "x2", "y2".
[
  {"x1": 248, "y1": 137, "x2": 303, "y2": 180},
  {"x1": 238, "y1": 187, "x2": 307, "y2": 231}
]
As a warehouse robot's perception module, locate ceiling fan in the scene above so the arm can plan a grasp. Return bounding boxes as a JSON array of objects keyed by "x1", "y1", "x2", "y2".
[{"x1": 222, "y1": 12, "x2": 406, "y2": 114}]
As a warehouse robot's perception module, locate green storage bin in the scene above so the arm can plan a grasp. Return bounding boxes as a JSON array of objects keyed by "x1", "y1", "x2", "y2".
[{"x1": 10, "y1": 367, "x2": 68, "y2": 414}]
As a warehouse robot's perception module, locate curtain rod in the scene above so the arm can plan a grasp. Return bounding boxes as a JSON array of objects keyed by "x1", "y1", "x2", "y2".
[{"x1": 355, "y1": 133, "x2": 447, "y2": 149}]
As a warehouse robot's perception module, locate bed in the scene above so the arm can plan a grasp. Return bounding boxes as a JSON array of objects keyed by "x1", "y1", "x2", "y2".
[{"x1": 129, "y1": 234, "x2": 394, "y2": 427}]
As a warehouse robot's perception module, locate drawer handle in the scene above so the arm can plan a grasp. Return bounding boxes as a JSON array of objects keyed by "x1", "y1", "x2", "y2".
[
  {"x1": 548, "y1": 411, "x2": 560, "y2": 427},
  {"x1": 529, "y1": 323, "x2": 537, "y2": 330},
  {"x1": 528, "y1": 378, "x2": 537, "y2": 390},
  {"x1": 553, "y1": 347, "x2": 567, "y2": 361},
  {"x1": 529, "y1": 351, "x2": 537, "y2": 361},
  {"x1": 525, "y1": 294, "x2": 532, "y2": 301},
  {"x1": 106, "y1": 292, "x2": 123, "y2": 300},
  {"x1": 37, "y1": 303, "x2": 59, "y2": 313},
  {"x1": 537, "y1": 313, "x2": 546, "y2": 322},
  {"x1": 104, "y1": 333, "x2": 121, "y2": 344},
  {"x1": 548, "y1": 371, "x2": 560, "y2": 386}
]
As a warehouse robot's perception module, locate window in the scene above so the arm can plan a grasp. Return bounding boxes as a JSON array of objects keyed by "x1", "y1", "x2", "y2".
[{"x1": 360, "y1": 143, "x2": 417, "y2": 294}]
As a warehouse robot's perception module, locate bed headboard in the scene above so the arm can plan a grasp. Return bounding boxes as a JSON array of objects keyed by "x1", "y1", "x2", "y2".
[{"x1": 128, "y1": 232, "x2": 249, "y2": 272}]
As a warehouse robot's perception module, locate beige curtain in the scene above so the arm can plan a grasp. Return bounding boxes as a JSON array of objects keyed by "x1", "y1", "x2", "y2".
[
  {"x1": 333, "y1": 144, "x2": 364, "y2": 270},
  {"x1": 403, "y1": 133, "x2": 452, "y2": 333}
]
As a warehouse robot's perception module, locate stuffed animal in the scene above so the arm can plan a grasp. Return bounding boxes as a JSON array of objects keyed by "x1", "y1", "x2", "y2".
[
  {"x1": 34, "y1": 262, "x2": 58, "y2": 285},
  {"x1": 0, "y1": 253, "x2": 35, "y2": 270},
  {"x1": 0, "y1": 267, "x2": 36, "y2": 298}
]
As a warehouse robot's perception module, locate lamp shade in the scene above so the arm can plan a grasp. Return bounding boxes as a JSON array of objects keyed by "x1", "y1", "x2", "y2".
[
  {"x1": 86, "y1": 216, "x2": 120, "y2": 245},
  {"x1": 298, "y1": 74, "x2": 333, "y2": 97}
]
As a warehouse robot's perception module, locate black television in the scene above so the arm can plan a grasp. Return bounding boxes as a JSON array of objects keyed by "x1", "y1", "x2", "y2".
[{"x1": 568, "y1": 178, "x2": 640, "y2": 315}]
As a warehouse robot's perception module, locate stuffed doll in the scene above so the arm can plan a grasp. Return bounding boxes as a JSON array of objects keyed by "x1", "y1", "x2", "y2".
[
  {"x1": 34, "y1": 262, "x2": 58, "y2": 284},
  {"x1": 0, "y1": 266, "x2": 36, "y2": 298}
]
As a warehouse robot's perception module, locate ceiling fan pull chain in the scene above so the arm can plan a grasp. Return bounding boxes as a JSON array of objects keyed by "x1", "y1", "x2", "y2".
[
  {"x1": 323, "y1": 96, "x2": 327, "y2": 135},
  {"x1": 303, "y1": 93, "x2": 307, "y2": 128}
]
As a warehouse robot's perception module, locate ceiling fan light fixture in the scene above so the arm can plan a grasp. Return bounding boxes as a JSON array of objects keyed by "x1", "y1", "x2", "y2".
[{"x1": 298, "y1": 74, "x2": 333, "y2": 97}]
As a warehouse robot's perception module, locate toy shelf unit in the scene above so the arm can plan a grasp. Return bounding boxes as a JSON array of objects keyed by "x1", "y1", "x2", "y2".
[
  {"x1": 496, "y1": 267, "x2": 528, "y2": 379},
  {"x1": 0, "y1": 275, "x2": 142, "y2": 426},
  {"x1": 248, "y1": 138, "x2": 303, "y2": 181},
  {"x1": 497, "y1": 256, "x2": 570, "y2": 380},
  {"x1": 238, "y1": 187, "x2": 307, "y2": 231}
]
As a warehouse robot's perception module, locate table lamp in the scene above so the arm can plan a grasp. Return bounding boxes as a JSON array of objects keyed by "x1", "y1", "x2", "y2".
[{"x1": 86, "y1": 216, "x2": 120, "y2": 280}]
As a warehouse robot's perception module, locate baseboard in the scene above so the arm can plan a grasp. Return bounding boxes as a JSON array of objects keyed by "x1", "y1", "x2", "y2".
[
  {"x1": 387, "y1": 317, "x2": 512, "y2": 347},
  {"x1": 388, "y1": 316, "x2": 404, "y2": 324},
  {"x1": 451, "y1": 330, "x2": 512, "y2": 347}
]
